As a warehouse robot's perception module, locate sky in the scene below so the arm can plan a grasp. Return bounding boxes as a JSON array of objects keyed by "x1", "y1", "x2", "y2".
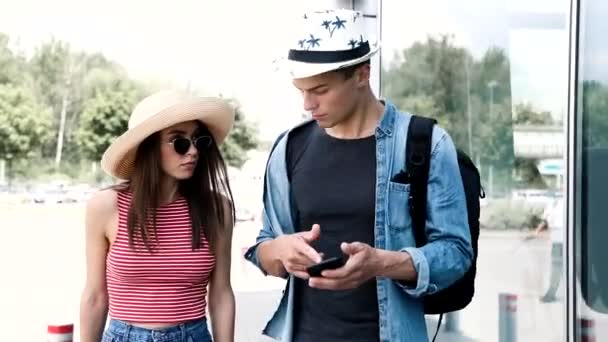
[
  {"x1": 0, "y1": 0, "x2": 589, "y2": 141},
  {"x1": 1, "y1": 0, "x2": 313, "y2": 140}
]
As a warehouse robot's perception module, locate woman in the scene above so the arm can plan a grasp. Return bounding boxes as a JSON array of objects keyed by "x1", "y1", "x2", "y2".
[{"x1": 79, "y1": 90, "x2": 236, "y2": 342}]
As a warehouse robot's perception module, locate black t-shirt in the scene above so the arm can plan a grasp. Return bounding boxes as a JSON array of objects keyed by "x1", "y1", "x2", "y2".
[{"x1": 287, "y1": 122, "x2": 380, "y2": 342}]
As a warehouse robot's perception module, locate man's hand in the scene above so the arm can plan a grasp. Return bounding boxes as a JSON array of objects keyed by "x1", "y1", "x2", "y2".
[
  {"x1": 309, "y1": 241, "x2": 380, "y2": 290},
  {"x1": 271, "y1": 224, "x2": 323, "y2": 279}
]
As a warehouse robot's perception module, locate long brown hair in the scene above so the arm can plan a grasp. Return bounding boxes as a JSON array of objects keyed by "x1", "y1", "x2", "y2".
[{"x1": 114, "y1": 122, "x2": 235, "y2": 253}]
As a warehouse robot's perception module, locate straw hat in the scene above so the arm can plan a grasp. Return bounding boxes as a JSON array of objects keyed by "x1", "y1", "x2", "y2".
[
  {"x1": 279, "y1": 9, "x2": 379, "y2": 79},
  {"x1": 101, "y1": 90, "x2": 235, "y2": 179}
]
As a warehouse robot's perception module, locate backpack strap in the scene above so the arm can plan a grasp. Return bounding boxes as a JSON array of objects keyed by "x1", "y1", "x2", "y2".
[
  {"x1": 406, "y1": 115, "x2": 442, "y2": 342},
  {"x1": 405, "y1": 115, "x2": 436, "y2": 247}
]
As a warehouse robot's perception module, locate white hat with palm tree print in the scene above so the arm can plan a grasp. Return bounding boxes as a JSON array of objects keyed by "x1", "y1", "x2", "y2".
[{"x1": 284, "y1": 9, "x2": 379, "y2": 79}]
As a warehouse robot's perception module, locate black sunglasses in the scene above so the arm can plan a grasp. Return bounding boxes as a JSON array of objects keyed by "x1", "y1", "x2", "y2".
[{"x1": 169, "y1": 135, "x2": 213, "y2": 155}]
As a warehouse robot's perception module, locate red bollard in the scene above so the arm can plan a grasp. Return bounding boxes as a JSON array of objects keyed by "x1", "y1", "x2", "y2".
[
  {"x1": 579, "y1": 317, "x2": 596, "y2": 342},
  {"x1": 47, "y1": 324, "x2": 73, "y2": 342}
]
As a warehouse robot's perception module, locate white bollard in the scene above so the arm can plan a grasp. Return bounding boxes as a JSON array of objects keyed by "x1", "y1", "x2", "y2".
[
  {"x1": 498, "y1": 293, "x2": 517, "y2": 342},
  {"x1": 47, "y1": 324, "x2": 73, "y2": 342}
]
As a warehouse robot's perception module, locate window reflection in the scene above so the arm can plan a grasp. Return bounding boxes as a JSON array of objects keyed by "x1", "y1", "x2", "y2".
[
  {"x1": 381, "y1": 0, "x2": 569, "y2": 340},
  {"x1": 576, "y1": 0, "x2": 608, "y2": 317}
]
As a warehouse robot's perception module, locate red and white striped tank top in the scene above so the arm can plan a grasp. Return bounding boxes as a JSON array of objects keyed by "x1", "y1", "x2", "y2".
[{"x1": 106, "y1": 191, "x2": 216, "y2": 323}]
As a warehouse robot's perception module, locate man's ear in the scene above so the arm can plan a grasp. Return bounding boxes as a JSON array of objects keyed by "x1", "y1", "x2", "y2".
[{"x1": 355, "y1": 63, "x2": 371, "y2": 87}]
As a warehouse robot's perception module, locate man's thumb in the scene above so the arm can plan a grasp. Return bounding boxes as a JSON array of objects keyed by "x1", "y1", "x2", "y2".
[
  {"x1": 302, "y1": 224, "x2": 321, "y2": 242},
  {"x1": 341, "y1": 242, "x2": 364, "y2": 255}
]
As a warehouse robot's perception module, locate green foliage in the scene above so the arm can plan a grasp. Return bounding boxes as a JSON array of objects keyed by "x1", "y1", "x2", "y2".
[
  {"x1": 220, "y1": 101, "x2": 259, "y2": 168},
  {"x1": 383, "y1": 34, "x2": 515, "y2": 195},
  {"x1": 76, "y1": 85, "x2": 142, "y2": 161},
  {"x1": 582, "y1": 81, "x2": 608, "y2": 148},
  {"x1": 480, "y1": 199, "x2": 544, "y2": 230},
  {"x1": 514, "y1": 103, "x2": 554, "y2": 125},
  {"x1": 0, "y1": 32, "x2": 259, "y2": 184},
  {"x1": 0, "y1": 84, "x2": 53, "y2": 160},
  {"x1": 0, "y1": 33, "x2": 26, "y2": 86},
  {"x1": 514, "y1": 157, "x2": 548, "y2": 189},
  {"x1": 29, "y1": 38, "x2": 72, "y2": 113}
]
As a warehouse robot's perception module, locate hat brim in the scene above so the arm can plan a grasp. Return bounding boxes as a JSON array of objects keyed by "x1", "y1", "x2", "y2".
[
  {"x1": 101, "y1": 98, "x2": 234, "y2": 180},
  {"x1": 283, "y1": 45, "x2": 379, "y2": 79}
]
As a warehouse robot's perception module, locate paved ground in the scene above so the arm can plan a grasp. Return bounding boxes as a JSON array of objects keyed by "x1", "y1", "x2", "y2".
[{"x1": 1, "y1": 203, "x2": 607, "y2": 341}]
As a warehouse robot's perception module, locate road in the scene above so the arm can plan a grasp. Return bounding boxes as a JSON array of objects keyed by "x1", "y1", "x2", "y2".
[{"x1": 1, "y1": 203, "x2": 606, "y2": 341}]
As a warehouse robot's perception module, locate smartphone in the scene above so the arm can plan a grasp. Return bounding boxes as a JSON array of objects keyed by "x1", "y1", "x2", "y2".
[{"x1": 307, "y1": 255, "x2": 346, "y2": 277}]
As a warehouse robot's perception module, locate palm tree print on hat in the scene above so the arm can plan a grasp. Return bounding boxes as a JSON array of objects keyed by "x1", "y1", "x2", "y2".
[
  {"x1": 322, "y1": 16, "x2": 347, "y2": 37},
  {"x1": 333, "y1": 16, "x2": 346, "y2": 30},
  {"x1": 298, "y1": 39, "x2": 306, "y2": 49},
  {"x1": 306, "y1": 34, "x2": 321, "y2": 50},
  {"x1": 348, "y1": 39, "x2": 358, "y2": 49}
]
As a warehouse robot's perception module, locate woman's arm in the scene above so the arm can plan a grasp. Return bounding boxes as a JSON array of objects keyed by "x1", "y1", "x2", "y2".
[
  {"x1": 79, "y1": 190, "x2": 115, "y2": 342},
  {"x1": 208, "y1": 199, "x2": 236, "y2": 342}
]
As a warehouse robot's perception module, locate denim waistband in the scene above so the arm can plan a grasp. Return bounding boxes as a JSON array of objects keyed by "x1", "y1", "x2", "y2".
[{"x1": 106, "y1": 317, "x2": 207, "y2": 340}]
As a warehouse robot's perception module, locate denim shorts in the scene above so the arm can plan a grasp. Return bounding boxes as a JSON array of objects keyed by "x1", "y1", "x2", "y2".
[{"x1": 102, "y1": 318, "x2": 212, "y2": 342}]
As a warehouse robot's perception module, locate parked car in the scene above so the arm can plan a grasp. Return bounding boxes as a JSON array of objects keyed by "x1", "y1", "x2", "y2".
[{"x1": 29, "y1": 188, "x2": 66, "y2": 204}]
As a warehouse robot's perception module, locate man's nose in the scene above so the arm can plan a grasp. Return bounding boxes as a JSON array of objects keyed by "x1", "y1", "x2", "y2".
[{"x1": 302, "y1": 92, "x2": 318, "y2": 112}]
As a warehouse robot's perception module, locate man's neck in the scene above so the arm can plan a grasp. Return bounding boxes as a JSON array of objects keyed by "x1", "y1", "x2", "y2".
[{"x1": 325, "y1": 94, "x2": 385, "y2": 139}]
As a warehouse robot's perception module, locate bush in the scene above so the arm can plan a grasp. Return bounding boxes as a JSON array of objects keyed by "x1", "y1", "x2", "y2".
[
  {"x1": 480, "y1": 199, "x2": 544, "y2": 230},
  {"x1": 7, "y1": 158, "x2": 111, "y2": 186}
]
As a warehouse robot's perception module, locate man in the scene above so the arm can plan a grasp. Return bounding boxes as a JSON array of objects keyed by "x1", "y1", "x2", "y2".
[{"x1": 245, "y1": 9, "x2": 473, "y2": 342}]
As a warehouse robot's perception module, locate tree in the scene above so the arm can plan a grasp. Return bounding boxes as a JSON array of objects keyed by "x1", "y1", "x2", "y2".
[
  {"x1": 76, "y1": 81, "x2": 142, "y2": 161},
  {"x1": 0, "y1": 33, "x2": 26, "y2": 86},
  {"x1": 471, "y1": 47, "x2": 511, "y2": 106},
  {"x1": 220, "y1": 101, "x2": 258, "y2": 168},
  {"x1": 29, "y1": 39, "x2": 74, "y2": 165},
  {"x1": 383, "y1": 34, "x2": 471, "y2": 147},
  {"x1": 469, "y1": 47, "x2": 515, "y2": 196},
  {"x1": 582, "y1": 81, "x2": 608, "y2": 148},
  {"x1": 382, "y1": 34, "x2": 515, "y2": 195},
  {"x1": 513, "y1": 103, "x2": 554, "y2": 125},
  {"x1": 77, "y1": 87, "x2": 259, "y2": 169},
  {"x1": 508, "y1": 104, "x2": 555, "y2": 190},
  {"x1": 0, "y1": 34, "x2": 258, "y2": 180},
  {"x1": 0, "y1": 84, "x2": 53, "y2": 183},
  {"x1": 514, "y1": 157, "x2": 548, "y2": 189},
  {"x1": 28, "y1": 40, "x2": 108, "y2": 166}
]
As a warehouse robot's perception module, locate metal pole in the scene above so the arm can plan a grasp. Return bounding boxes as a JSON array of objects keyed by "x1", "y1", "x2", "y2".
[
  {"x1": 489, "y1": 165, "x2": 494, "y2": 198},
  {"x1": 488, "y1": 80, "x2": 498, "y2": 120},
  {"x1": 466, "y1": 58, "x2": 473, "y2": 156},
  {"x1": 0, "y1": 159, "x2": 5, "y2": 185},
  {"x1": 444, "y1": 311, "x2": 460, "y2": 332},
  {"x1": 490, "y1": 87, "x2": 494, "y2": 119}
]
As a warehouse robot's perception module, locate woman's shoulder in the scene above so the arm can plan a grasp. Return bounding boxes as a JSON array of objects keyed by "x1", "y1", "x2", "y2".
[{"x1": 86, "y1": 187, "x2": 121, "y2": 217}]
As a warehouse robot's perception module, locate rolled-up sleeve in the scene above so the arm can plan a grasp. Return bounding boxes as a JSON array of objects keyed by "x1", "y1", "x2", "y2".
[
  {"x1": 396, "y1": 132, "x2": 474, "y2": 297},
  {"x1": 244, "y1": 209, "x2": 277, "y2": 275},
  {"x1": 244, "y1": 131, "x2": 293, "y2": 277}
]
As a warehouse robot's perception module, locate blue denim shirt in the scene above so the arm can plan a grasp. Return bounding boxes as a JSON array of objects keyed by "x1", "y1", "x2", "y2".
[{"x1": 244, "y1": 101, "x2": 473, "y2": 342}]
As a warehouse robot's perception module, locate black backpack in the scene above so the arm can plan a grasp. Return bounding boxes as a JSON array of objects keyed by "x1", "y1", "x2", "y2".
[{"x1": 405, "y1": 116, "x2": 483, "y2": 339}]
